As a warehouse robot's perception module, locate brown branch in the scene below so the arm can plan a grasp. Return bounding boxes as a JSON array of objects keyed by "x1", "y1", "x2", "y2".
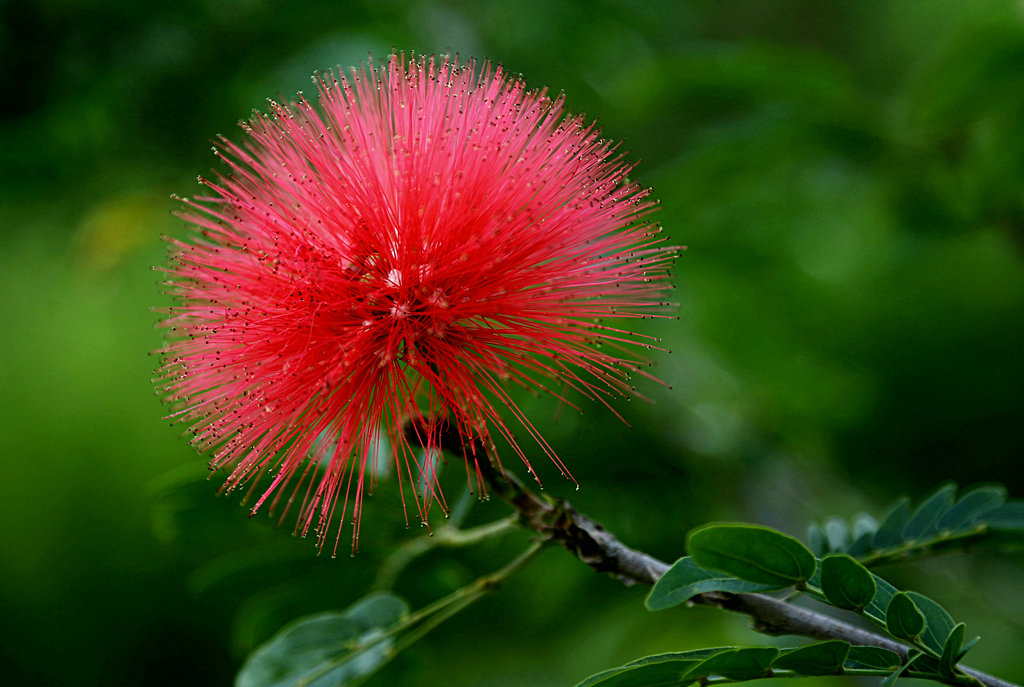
[
  {"x1": 404, "y1": 419, "x2": 1017, "y2": 687},
  {"x1": 481, "y1": 464, "x2": 1017, "y2": 687}
]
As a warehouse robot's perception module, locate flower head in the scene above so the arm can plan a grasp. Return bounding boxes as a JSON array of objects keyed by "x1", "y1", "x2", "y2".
[{"x1": 157, "y1": 53, "x2": 677, "y2": 553}]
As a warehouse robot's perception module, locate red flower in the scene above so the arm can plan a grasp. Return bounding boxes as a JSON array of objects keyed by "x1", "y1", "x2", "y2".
[{"x1": 157, "y1": 53, "x2": 677, "y2": 554}]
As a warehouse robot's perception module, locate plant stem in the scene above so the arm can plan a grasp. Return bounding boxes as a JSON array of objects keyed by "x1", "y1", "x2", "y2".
[
  {"x1": 396, "y1": 538, "x2": 546, "y2": 632},
  {"x1": 387, "y1": 540, "x2": 546, "y2": 659},
  {"x1": 471, "y1": 459, "x2": 1019, "y2": 687},
  {"x1": 309, "y1": 539, "x2": 548, "y2": 686},
  {"x1": 401, "y1": 417, "x2": 1019, "y2": 687}
]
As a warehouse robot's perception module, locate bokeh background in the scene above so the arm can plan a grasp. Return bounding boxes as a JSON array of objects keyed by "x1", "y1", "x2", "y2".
[{"x1": 2, "y1": 1, "x2": 1024, "y2": 685}]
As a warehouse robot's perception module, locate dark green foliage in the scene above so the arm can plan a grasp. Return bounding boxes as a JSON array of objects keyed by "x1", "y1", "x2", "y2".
[
  {"x1": 862, "y1": 571, "x2": 900, "y2": 626},
  {"x1": 935, "y1": 487, "x2": 1008, "y2": 531},
  {"x1": 636, "y1": 514, "x2": 986, "y2": 687},
  {"x1": 906, "y1": 592, "x2": 958, "y2": 657},
  {"x1": 575, "y1": 650, "x2": 727, "y2": 687},
  {"x1": 871, "y1": 498, "x2": 914, "y2": 551},
  {"x1": 940, "y1": 624, "x2": 967, "y2": 677},
  {"x1": 880, "y1": 651, "x2": 924, "y2": 687},
  {"x1": 686, "y1": 524, "x2": 817, "y2": 587},
  {"x1": 886, "y1": 592, "x2": 926, "y2": 642},
  {"x1": 819, "y1": 554, "x2": 876, "y2": 611},
  {"x1": 902, "y1": 484, "x2": 958, "y2": 542},
  {"x1": 579, "y1": 641, "x2": 912, "y2": 687},
  {"x1": 845, "y1": 646, "x2": 903, "y2": 671},
  {"x1": 772, "y1": 641, "x2": 850, "y2": 675},
  {"x1": 807, "y1": 483, "x2": 1024, "y2": 565},
  {"x1": 645, "y1": 557, "x2": 784, "y2": 611},
  {"x1": 236, "y1": 594, "x2": 408, "y2": 687}
]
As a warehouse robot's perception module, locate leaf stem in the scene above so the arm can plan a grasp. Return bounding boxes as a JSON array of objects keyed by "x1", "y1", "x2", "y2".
[
  {"x1": 390, "y1": 539, "x2": 547, "y2": 654},
  {"x1": 398, "y1": 538, "x2": 546, "y2": 631},
  {"x1": 306, "y1": 539, "x2": 548, "y2": 686}
]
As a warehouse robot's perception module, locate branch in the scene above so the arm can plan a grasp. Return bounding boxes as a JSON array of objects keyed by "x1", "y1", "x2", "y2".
[
  {"x1": 477, "y1": 461, "x2": 1016, "y2": 687},
  {"x1": 403, "y1": 419, "x2": 1016, "y2": 687}
]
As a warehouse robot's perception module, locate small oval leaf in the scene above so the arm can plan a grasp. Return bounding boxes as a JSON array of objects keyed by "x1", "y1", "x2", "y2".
[
  {"x1": 687, "y1": 524, "x2": 817, "y2": 587},
  {"x1": 985, "y1": 502, "x2": 1024, "y2": 528},
  {"x1": 646, "y1": 557, "x2": 785, "y2": 611},
  {"x1": 905, "y1": 591, "x2": 957, "y2": 656},
  {"x1": 852, "y1": 514, "x2": 879, "y2": 541},
  {"x1": 772, "y1": 641, "x2": 850, "y2": 675},
  {"x1": 886, "y1": 592, "x2": 926, "y2": 641},
  {"x1": 936, "y1": 485, "x2": 1006, "y2": 531},
  {"x1": 872, "y1": 497, "x2": 912, "y2": 549},
  {"x1": 820, "y1": 554, "x2": 876, "y2": 611},
  {"x1": 824, "y1": 517, "x2": 850, "y2": 553},
  {"x1": 902, "y1": 483, "x2": 957, "y2": 541},
  {"x1": 863, "y1": 573, "x2": 899, "y2": 625},
  {"x1": 807, "y1": 523, "x2": 827, "y2": 557}
]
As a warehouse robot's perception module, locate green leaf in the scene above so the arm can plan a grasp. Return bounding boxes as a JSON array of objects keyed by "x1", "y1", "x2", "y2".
[
  {"x1": 820, "y1": 554, "x2": 876, "y2": 611},
  {"x1": 906, "y1": 654, "x2": 941, "y2": 675},
  {"x1": 935, "y1": 486, "x2": 1006, "y2": 531},
  {"x1": 939, "y1": 623, "x2": 966, "y2": 677},
  {"x1": 574, "y1": 649, "x2": 733, "y2": 687},
  {"x1": 807, "y1": 523, "x2": 827, "y2": 557},
  {"x1": 852, "y1": 514, "x2": 879, "y2": 541},
  {"x1": 902, "y1": 483, "x2": 957, "y2": 541},
  {"x1": 880, "y1": 650, "x2": 923, "y2": 687},
  {"x1": 772, "y1": 641, "x2": 850, "y2": 675},
  {"x1": 646, "y1": 557, "x2": 784, "y2": 611},
  {"x1": 686, "y1": 647, "x2": 779, "y2": 681},
  {"x1": 984, "y1": 503, "x2": 1024, "y2": 548},
  {"x1": 905, "y1": 591, "x2": 957, "y2": 656},
  {"x1": 957, "y1": 635, "x2": 981, "y2": 662},
  {"x1": 845, "y1": 646, "x2": 902, "y2": 671},
  {"x1": 574, "y1": 658, "x2": 700, "y2": 687},
  {"x1": 236, "y1": 592, "x2": 408, "y2": 687},
  {"x1": 872, "y1": 497, "x2": 912, "y2": 549},
  {"x1": 863, "y1": 572, "x2": 899, "y2": 625},
  {"x1": 845, "y1": 514, "x2": 878, "y2": 558},
  {"x1": 886, "y1": 592, "x2": 926, "y2": 641},
  {"x1": 687, "y1": 524, "x2": 817, "y2": 587},
  {"x1": 846, "y1": 531, "x2": 874, "y2": 558},
  {"x1": 985, "y1": 502, "x2": 1024, "y2": 528},
  {"x1": 824, "y1": 517, "x2": 850, "y2": 553},
  {"x1": 808, "y1": 482, "x2": 1022, "y2": 564}
]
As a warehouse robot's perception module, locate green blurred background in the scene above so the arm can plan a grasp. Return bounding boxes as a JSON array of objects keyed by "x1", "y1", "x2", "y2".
[{"x1": 3, "y1": 1, "x2": 1024, "y2": 685}]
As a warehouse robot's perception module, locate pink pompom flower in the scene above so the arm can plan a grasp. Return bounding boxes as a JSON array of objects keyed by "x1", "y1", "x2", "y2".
[{"x1": 157, "y1": 53, "x2": 677, "y2": 554}]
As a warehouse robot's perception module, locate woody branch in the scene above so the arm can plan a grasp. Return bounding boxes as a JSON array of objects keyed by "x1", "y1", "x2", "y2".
[{"x1": 404, "y1": 417, "x2": 1017, "y2": 687}]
